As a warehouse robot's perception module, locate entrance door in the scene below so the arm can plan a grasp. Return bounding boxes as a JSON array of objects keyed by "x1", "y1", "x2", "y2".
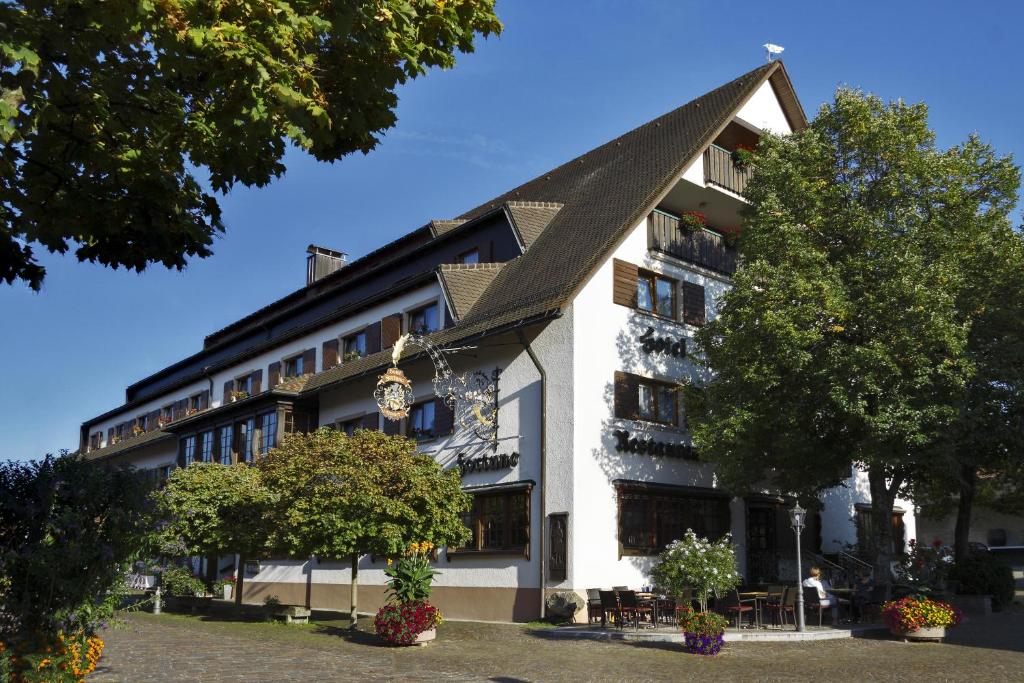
[{"x1": 746, "y1": 506, "x2": 779, "y2": 584}]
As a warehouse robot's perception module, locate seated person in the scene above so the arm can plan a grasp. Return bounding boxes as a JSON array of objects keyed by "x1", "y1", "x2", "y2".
[
  {"x1": 851, "y1": 569, "x2": 875, "y2": 622},
  {"x1": 802, "y1": 566, "x2": 850, "y2": 622}
]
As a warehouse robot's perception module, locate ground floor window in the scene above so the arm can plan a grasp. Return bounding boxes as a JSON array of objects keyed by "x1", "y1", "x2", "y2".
[
  {"x1": 856, "y1": 506, "x2": 906, "y2": 556},
  {"x1": 455, "y1": 488, "x2": 531, "y2": 555},
  {"x1": 198, "y1": 430, "x2": 214, "y2": 463},
  {"x1": 236, "y1": 418, "x2": 254, "y2": 463},
  {"x1": 179, "y1": 435, "x2": 197, "y2": 467},
  {"x1": 616, "y1": 484, "x2": 730, "y2": 556},
  {"x1": 256, "y1": 411, "x2": 278, "y2": 456}
]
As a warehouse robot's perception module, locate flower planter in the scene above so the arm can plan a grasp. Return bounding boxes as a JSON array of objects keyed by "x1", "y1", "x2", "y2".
[
  {"x1": 683, "y1": 632, "x2": 724, "y2": 655},
  {"x1": 223, "y1": 584, "x2": 233, "y2": 601},
  {"x1": 414, "y1": 627, "x2": 437, "y2": 645},
  {"x1": 891, "y1": 625, "x2": 946, "y2": 642}
]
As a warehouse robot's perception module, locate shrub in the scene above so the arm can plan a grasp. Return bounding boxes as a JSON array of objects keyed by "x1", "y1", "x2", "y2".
[
  {"x1": 676, "y1": 605, "x2": 727, "y2": 655},
  {"x1": 882, "y1": 595, "x2": 962, "y2": 632},
  {"x1": 949, "y1": 553, "x2": 1015, "y2": 609},
  {"x1": 374, "y1": 601, "x2": 443, "y2": 645},
  {"x1": 0, "y1": 630, "x2": 104, "y2": 682},
  {"x1": 160, "y1": 566, "x2": 206, "y2": 597},
  {"x1": 650, "y1": 530, "x2": 741, "y2": 612},
  {"x1": 731, "y1": 144, "x2": 755, "y2": 168}
]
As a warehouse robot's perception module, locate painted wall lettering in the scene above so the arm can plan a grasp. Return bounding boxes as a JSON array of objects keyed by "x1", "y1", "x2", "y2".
[
  {"x1": 612, "y1": 429, "x2": 695, "y2": 460},
  {"x1": 457, "y1": 451, "x2": 520, "y2": 475},
  {"x1": 639, "y1": 327, "x2": 686, "y2": 357}
]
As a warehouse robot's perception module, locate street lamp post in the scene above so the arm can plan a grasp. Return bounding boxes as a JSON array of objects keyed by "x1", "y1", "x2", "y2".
[{"x1": 789, "y1": 501, "x2": 807, "y2": 632}]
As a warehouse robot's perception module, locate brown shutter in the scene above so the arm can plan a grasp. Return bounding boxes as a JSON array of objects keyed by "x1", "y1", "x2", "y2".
[
  {"x1": 268, "y1": 362, "x2": 281, "y2": 388},
  {"x1": 176, "y1": 439, "x2": 186, "y2": 469},
  {"x1": 381, "y1": 314, "x2": 402, "y2": 349},
  {"x1": 252, "y1": 369, "x2": 263, "y2": 393},
  {"x1": 682, "y1": 282, "x2": 706, "y2": 326},
  {"x1": 302, "y1": 348, "x2": 316, "y2": 374},
  {"x1": 175, "y1": 398, "x2": 188, "y2": 419},
  {"x1": 365, "y1": 322, "x2": 382, "y2": 354},
  {"x1": 434, "y1": 396, "x2": 455, "y2": 436},
  {"x1": 382, "y1": 416, "x2": 401, "y2": 436},
  {"x1": 147, "y1": 410, "x2": 161, "y2": 431},
  {"x1": 107, "y1": 427, "x2": 115, "y2": 444},
  {"x1": 361, "y1": 412, "x2": 380, "y2": 431},
  {"x1": 224, "y1": 379, "x2": 234, "y2": 402},
  {"x1": 323, "y1": 339, "x2": 340, "y2": 369},
  {"x1": 614, "y1": 371, "x2": 639, "y2": 420},
  {"x1": 613, "y1": 259, "x2": 639, "y2": 308},
  {"x1": 199, "y1": 389, "x2": 210, "y2": 410}
]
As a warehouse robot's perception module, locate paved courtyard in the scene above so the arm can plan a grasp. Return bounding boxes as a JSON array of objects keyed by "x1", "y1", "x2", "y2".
[{"x1": 92, "y1": 609, "x2": 1024, "y2": 682}]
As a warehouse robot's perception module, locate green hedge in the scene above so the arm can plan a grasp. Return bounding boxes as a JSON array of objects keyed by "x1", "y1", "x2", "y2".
[{"x1": 949, "y1": 554, "x2": 1015, "y2": 610}]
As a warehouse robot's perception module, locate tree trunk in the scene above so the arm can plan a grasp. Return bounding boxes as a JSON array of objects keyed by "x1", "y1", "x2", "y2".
[
  {"x1": 867, "y1": 468, "x2": 899, "y2": 582},
  {"x1": 953, "y1": 463, "x2": 978, "y2": 563},
  {"x1": 349, "y1": 553, "x2": 359, "y2": 629},
  {"x1": 234, "y1": 555, "x2": 245, "y2": 608}
]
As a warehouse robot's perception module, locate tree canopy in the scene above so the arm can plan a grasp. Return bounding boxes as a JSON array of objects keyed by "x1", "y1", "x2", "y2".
[
  {"x1": 0, "y1": 0, "x2": 501, "y2": 289},
  {"x1": 685, "y1": 89, "x2": 1020, "y2": 573}
]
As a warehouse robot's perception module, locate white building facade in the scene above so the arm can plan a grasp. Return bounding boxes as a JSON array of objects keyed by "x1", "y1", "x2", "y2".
[{"x1": 80, "y1": 62, "x2": 914, "y2": 622}]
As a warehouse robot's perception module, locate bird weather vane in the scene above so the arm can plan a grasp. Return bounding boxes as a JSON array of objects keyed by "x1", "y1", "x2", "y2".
[
  {"x1": 374, "y1": 333, "x2": 499, "y2": 444},
  {"x1": 763, "y1": 42, "x2": 784, "y2": 62}
]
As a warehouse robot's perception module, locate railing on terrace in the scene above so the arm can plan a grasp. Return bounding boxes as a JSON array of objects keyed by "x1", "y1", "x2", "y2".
[
  {"x1": 647, "y1": 210, "x2": 737, "y2": 276},
  {"x1": 704, "y1": 143, "x2": 753, "y2": 196}
]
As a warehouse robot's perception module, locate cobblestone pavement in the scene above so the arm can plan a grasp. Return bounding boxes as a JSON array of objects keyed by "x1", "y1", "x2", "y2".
[{"x1": 93, "y1": 609, "x2": 1024, "y2": 682}]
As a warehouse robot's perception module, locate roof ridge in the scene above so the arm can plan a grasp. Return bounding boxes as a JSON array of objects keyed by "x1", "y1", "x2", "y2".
[
  {"x1": 505, "y1": 201, "x2": 564, "y2": 209},
  {"x1": 438, "y1": 262, "x2": 506, "y2": 272}
]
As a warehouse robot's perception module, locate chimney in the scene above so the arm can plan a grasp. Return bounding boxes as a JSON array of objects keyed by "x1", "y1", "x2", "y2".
[{"x1": 306, "y1": 245, "x2": 347, "y2": 285}]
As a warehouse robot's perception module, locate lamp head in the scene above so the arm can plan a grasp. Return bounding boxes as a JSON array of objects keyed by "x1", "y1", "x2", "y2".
[{"x1": 789, "y1": 501, "x2": 807, "y2": 530}]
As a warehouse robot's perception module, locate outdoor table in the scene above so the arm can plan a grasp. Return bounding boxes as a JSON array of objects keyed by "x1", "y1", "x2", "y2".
[
  {"x1": 739, "y1": 591, "x2": 769, "y2": 629},
  {"x1": 635, "y1": 592, "x2": 660, "y2": 627}
]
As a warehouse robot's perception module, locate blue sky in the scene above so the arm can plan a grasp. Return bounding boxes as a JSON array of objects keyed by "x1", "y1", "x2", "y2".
[{"x1": 2, "y1": 0, "x2": 1022, "y2": 460}]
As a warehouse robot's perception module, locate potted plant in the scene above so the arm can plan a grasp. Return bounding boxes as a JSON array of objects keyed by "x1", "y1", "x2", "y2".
[
  {"x1": 882, "y1": 594, "x2": 962, "y2": 641},
  {"x1": 716, "y1": 225, "x2": 742, "y2": 248},
  {"x1": 676, "y1": 605, "x2": 728, "y2": 655},
  {"x1": 678, "y1": 211, "x2": 707, "y2": 234},
  {"x1": 343, "y1": 350, "x2": 363, "y2": 363},
  {"x1": 650, "y1": 530, "x2": 740, "y2": 655},
  {"x1": 230, "y1": 390, "x2": 249, "y2": 402},
  {"x1": 731, "y1": 143, "x2": 754, "y2": 168},
  {"x1": 214, "y1": 575, "x2": 236, "y2": 601},
  {"x1": 374, "y1": 541, "x2": 444, "y2": 645}
]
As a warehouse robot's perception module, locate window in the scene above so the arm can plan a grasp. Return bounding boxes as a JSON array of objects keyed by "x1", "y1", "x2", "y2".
[
  {"x1": 89, "y1": 432, "x2": 102, "y2": 450},
  {"x1": 856, "y1": 507, "x2": 906, "y2": 556},
  {"x1": 198, "y1": 430, "x2": 214, "y2": 463},
  {"x1": 284, "y1": 354, "x2": 304, "y2": 379},
  {"x1": 180, "y1": 435, "x2": 197, "y2": 467},
  {"x1": 161, "y1": 404, "x2": 174, "y2": 423},
  {"x1": 456, "y1": 248, "x2": 480, "y2": 265},
  {"x1": 637, "y1": 270, "x2": 676, "y2": 318},
  {"x1": 256, "y1": 411, "x2": 278, "y2": 455},
  {"x1": 336, "y1": 417, "x2": 361, "y2": 436},
  {"x1": 235, "y1": 418, "x2": 254, "y2": 463},
  {"x1": 616, "y1": 486, "x2": 730, "y2": 555},
  {"x1": 408, "y1": 302, "x2": 439, "y2": 334},
  {"x1": 456, "y1": 489, "x2": 531, "y2": 554},
  {"x1": 407, "y1": 400, "x2": 436, "y2": 440},
  {"x1": 615, "y1": 372, "x2": 679, "y2": 426},
  {"x1": 343, "y1": 331, "x2": 367, "y2": 362},
  {"x1": 187, "y1": 393, "x2": 205, "y2": 414},
  {"x1": 236, "y1": 373, "x2": 254, "y2": 395},
  {"x1": 114, "y1": 423, "x2": 128, "y2": 441},
  {"x1": 218, "y1": 425, "x2": 233, "y2": 464}
]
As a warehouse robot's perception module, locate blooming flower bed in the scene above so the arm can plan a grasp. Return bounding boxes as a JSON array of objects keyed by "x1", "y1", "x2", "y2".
[
  {"x1": 882, "y1": 595, "x2": 962, "y2": 633},
  {"x1": 0, "y1": 631, "x2": 104, "y2": 681},
  {"x1": 676, "y1": 605, "x2": 728, "y2": 655}
]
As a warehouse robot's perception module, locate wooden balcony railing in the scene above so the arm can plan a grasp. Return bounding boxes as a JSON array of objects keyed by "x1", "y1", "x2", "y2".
[
  {"x1": 704, "y1": 144, "x2": 753, "y2": 196},
  {"x1": 647, "y1": 210, "x2": 737, "y2": 276}
]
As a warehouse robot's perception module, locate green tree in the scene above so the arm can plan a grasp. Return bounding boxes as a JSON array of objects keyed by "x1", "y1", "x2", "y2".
[
  {"x1": 258, "y1": 428, "x2": 470, "y2": 626},
  {"x1": 155, "y1": 462, "x2": 276, "y2": 605},
  {"x1": 0, "y1": 452, "x2": 156, "y2": 638},
  {"x1": 685, "y1": 89, "x2": 1020, "y2": 577},
  {"x1": 0, "y1": 0, "x2": 501, "y2": 289}
]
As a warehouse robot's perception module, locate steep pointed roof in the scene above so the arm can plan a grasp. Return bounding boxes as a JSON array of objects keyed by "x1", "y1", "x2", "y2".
[
  {"x1": 438, "y1": 262, "x2": 507, "y2": 322},
  {"x1": 458, "y1": 62, "x2": 803, "y2": 327}
]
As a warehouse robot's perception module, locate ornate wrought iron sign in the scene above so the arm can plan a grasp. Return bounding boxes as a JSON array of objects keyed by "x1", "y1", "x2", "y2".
[
  {"x1": 612, "y1": 429, "x2": 695, "y2": 460},
  {"x1": 639, "y1": 326, "x2": 686, "y2": 358},
  {"x1": 456, "y1": 451, "x2": 519, "y2": 475},
  {"x1": 374, "y1": 366, "x2": 415, "y2": 420}
]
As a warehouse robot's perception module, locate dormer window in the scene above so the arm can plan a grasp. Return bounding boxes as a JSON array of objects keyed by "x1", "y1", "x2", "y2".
[
  {"x1": 456, "y1": 248, "x2": 480, "y2": 265},
  {"x1": 408, "y1": 302, "x2": 439, "y2": 335},
  {"x1": 343, "y1": 331, "x2": 367, "y2": 362}
]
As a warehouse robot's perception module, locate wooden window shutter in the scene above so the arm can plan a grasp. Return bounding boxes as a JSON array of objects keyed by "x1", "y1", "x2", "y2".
[
  {"x1": 322, "y1": 339, "x2": 340, "y2": 369},
  {"x1": 434, "y1": 396, "x2": 455, "y2": 436},
  {"x1": 223, "y1": 380, "x2": 234, "y2": 402},
  {"x1": 268, "y1": 362, "x2": 281, "y2": 388},
  {"x1": 365, "y1": 322, "x2": 382, "y2": 354},
  {"x1": 107, "y1": 427, "x2": 115, "y2": 444},
  {"x1": 612, "y1": 259, "x2": 639, "y2": 308},
  {"x1": 361, "y1": 412, "x2": 380, "y2": 431},
  {"x1": 175, "y1": 398, "x2": 188, "y2": 419},
  {"x1": 614, "y1": 371, "x2": 639, "y2": 420},
  {"x1": 252, "y1": 369, "x2": 263, "y2": 393},
  {"x1": 381, "y1": 314, "x2": 402, "y2": 349},
  {"x1": 382, "y1": 416, "x2": 401, "y2": 436},
  {"x1": 199, "y1": 389, "x2": 210, "y2": 410},
  {"x1": 147, "y1": 409, "x2": 161, "y2": 431},
  {"x1": 302, "y1": 348, "x2": 316, "y2": 375},
  {"x1": 176, "y1": 440, "x2": 186, "y2": 469},
  {"x1": 682, "y1": 282, "x2": 706, "y2": 326}
]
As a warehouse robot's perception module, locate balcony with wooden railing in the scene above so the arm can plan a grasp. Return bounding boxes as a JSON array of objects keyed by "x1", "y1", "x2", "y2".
[
  {"x1": 704, "y1": 143, "x2": 753, "y2": 196},
  {"x1": 647, "y1": 210, "x2": 737, "y2": 276}
]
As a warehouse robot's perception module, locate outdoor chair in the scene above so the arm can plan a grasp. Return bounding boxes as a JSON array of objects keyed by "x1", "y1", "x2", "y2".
[
  {"x1": 766, "y1": 585, "x2": 784, "y2": 606},
  {"x1": 860, "y1": 584, "x2": 890, "y2": 623},
  {"x1": 719, "y1": 589, "x2": 756, "y2": 629},
  {"x1": 765, "y1": 586, "x2": 796, "y2": 628},
  {"x1": 611, "y1": 585, "x2": 629, "y2": 593},
  {"x1": 673, "y1": 587, "x2": 696, "y2": 620},
  {"x1": 657, "y1": 597, "x2": 676, "y2": 625},
  {"x1": 586, "y1": 589, "x2": 603, "y2": 624},
  {"x1": 803, "y1": 586, "x2": 830, "y2": 627},
  {"x1": 598, "y1": 590, "x2": 620, "y2": 629},
  {"x1": 616, "y1": 590, "x2": 653, "y2": 630}
]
